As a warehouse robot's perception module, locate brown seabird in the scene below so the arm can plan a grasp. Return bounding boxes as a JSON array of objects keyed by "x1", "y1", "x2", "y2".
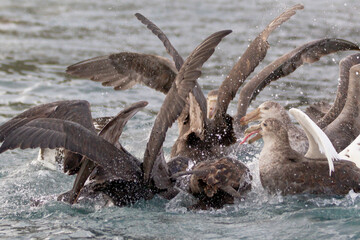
[
  {"x1": 0, "y1": 30, "x2": 231, "y2": 206},
  {"x1": 242, "y1": 117, "x2": 360, "y2": 195},
  {"x1": 240, "y1": 53, "x2": 360, "y2": 154}
]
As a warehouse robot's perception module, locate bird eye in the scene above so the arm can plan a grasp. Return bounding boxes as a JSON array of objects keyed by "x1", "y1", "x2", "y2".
[
  {"x1": 263, "y1": 123, "x2": 267, "y2": 127},
  {"x1": 264, "y1": 107, "x2": 269, "y2": 110}
]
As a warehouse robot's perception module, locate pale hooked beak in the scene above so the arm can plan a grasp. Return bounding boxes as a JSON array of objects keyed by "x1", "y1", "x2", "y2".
[
  {"x1": 239, "y1": 108, "x2": 261, "y2": 125},
  {"x1": 240, "y1": 124, "x2": 262, "y2": 144},
  {"x1": 208, "y1": 107, "x2": 216, "y2": 119},
  {"x1": 207, "y1": 100, "x2": 217, "y2": 119}
]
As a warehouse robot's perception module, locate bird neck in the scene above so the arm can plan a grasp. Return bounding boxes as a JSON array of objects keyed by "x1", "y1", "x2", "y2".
[{"x1": 260, "y1": 134, "x2": 293, "y2": 163}]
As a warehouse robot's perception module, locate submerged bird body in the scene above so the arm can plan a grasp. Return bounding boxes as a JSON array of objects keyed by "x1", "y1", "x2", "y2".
[{"x1": 188, "y1": 157, "x2": 252, "y2": 209}]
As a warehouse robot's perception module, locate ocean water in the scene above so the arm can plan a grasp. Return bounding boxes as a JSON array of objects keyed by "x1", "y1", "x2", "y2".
[{"x1": 1, "y1": 0, "x2": 360, "y2": 239}]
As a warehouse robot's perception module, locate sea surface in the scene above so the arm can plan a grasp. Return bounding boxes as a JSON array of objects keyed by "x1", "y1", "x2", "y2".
[{"x1": 0, "y1": 0, "x2": 360, "y2": 239}]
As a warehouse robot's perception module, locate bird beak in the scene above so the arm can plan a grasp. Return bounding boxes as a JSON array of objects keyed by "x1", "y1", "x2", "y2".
[
  {"x1": 208, "y1": 106, "x2": 216, "y2": 119},
  {"x1": 239, "y1": 108, "x2": 261, "y2": 125},
  {"x1": 240, "y1": 124, "x2": 262, "y2": 144},
  {"x1": 207, "y1": 100, "x2": 217, "y2": 119}
]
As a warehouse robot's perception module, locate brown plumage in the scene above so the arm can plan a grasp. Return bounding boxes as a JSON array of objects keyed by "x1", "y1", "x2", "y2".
[
  {"x1": 67, "y1": 53, "x2": 177, "y2": 94},
  {"x1": 66, "y1": 5, "x2": 304, "y2": 164},
  {"x1": 0, "y1": 100, "x2": 95, "y2": 174},
  {"x1": 240, "y1": 101, "x2": 309, "y2": 154},
  {"x1": 240, "y1": 53, "x2": 360, "y2": 154},
  {"x1": 304, "y1": 101, "x2": 331, "y2": 122},
  {"x1": 316, "y1": 53, "x2": 360, "y2": 128},
  {"x1": 323, "y1": 62, "x2": 360, "y2": 152},
  {"x1": 214, "y1": 4, "x2": 304, "y2": 123},
  {"x1": 64, "y1": 7, "x2": 360, "y2": 207},
  {"x1": 0, "y1": 29, "x2": 231, "y2": 206},
  {"x1": 186, "y1": 157, "x2": 252, "y2": 209},
  {"x1": 245, "y1": 118, "x2": 360, "y2": 195},
  {"x1": 236, "y1": 38, "x2": 360, "y2": 128},
  {"x1": 0, "y1": 101, "x2": 147, "y2": 204},
  {"x1": 142, "y1": 29, "x2": 232, "y2": 181},
  {"x1": 68, "y1": 6, "x2": 359, "y2": 163}
]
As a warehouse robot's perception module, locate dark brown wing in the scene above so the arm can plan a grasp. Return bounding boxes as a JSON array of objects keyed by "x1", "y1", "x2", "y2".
[
  {"x1": 135, "y1": 13, "x2": 208, "y2": 123},
  {"x1": 66, "y1": 52, "x2": 177, "y2": 94},
  {"x1": 317, "y1": 53, "x2": 360, "y2": 128},
  {"x1": 0, "y1": 118, "x2": 141, "y2": 181},
  {"x1": 63, "y1": 101, "x2": 148, "y2": 204},
  {"x1": 323, "y1": 63, "x2": 360, "y2": 152},
  {"x1": 214, "y1": 4, "x2": 303, "y2": 122},
  {"x1": 150, "y1": 148, "x2": 172, "y2": 190},
  {"x1": 135, "y1": 13, "x2": 184, "y2": 70},
  {"x1": 142, "y1": 30, "x2": 232, "y2": 182},
  {"x1": 0, "y1": 100, "x2": 95, "y2": 142},
  {"x1": 236, "y1": 38, "x2": 360, "y2": 120},
  {"x1": 0, "y1": 100, "x2": 95, "y2": 175}
]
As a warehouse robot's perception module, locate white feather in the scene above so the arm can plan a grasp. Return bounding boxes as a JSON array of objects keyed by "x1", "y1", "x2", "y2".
[
  {"x1": 289, "y1": 108, "x2": 340, "y2": 175},
  {"x1": 34, "y1": 148, "x2": 64, "y2": 171},
  {"x1": 339, "y1": 134, "x2": 360, "y2": 167}
]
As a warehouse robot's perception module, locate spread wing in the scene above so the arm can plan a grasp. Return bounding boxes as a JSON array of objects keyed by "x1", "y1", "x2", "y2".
[
  {"x1": 237, "y1": 39, "x2": 360, "y2": 119},
  {"x1": 135, "y1": 13, "x2": 208, "y2": 122},
  {"x1": 0, "y1": 100, "x2": 95, "y2": 142},
  {"x1": 0, "y1": 100, "x2": 95, "y2": 175},
  {"x1": 142, "y1": 30, "x2": 232, "y2": 181},
  {"x1": 135, "y1": 13, "x2": 184, "y2": 70},
  {"x1": 63, "y1": 101, "x2": 148, "y2": 204},
  {"x1": 289, "y1": 108, "x2": 339, "y2": 175},
  {"x1": 66, "y1": 52, "x2": 177, "y2": 94},
  {"x1": 214, "y1": 4, "x2": 303, "y2": 121},
  {"x1": 317, "y1": 53, "x2": 360, "y2": 128},
  {"x1": 0, "y1": 118, "x2": 141, "y2": 181}
]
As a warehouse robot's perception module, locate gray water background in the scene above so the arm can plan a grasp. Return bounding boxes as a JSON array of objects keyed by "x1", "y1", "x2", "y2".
[{"x1": 0, "y1": 0, "x2": 360, "y2": 239}]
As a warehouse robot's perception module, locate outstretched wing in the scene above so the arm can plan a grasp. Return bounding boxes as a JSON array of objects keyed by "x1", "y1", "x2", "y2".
[
  {"x1": 0, "y1": 118, "x2": 141, "y2": 181},
  {"x1": 323, "y1": 63, "x2": 360, "y2": 152},
  {"x1": 143, "y1": 30, "x2": 232, "y2": 181},
  {"x1": 317, "y1": 53, "x2": 360, "y2": 128},
  {"x1": 289, "y1": 108, "x2": 339, "y2": 175},
  {"x1": 135, "y1": 13, "x2": 208, "y2": 123},
  {"x1": 0, "y1": 100, "x2": 95, "y2": 142},
  {"x1": 237, "y1": 39, "x2": 360, "y2": 119},
  {"x1": 66, "y1": 52, "x2": 177, "y2": 94},
  {"x1": 214, "y1": 4, "x2": 303, "y2": 122},
  {"x1": 135, "y1": 13, "x2": 184, "y2": 70},
  {"x1": 64, "y1": 101, "x2": 148, "y2": 204},
  {"x1": 0, "y1": 100, "x2": 95, "y2": 175}
]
